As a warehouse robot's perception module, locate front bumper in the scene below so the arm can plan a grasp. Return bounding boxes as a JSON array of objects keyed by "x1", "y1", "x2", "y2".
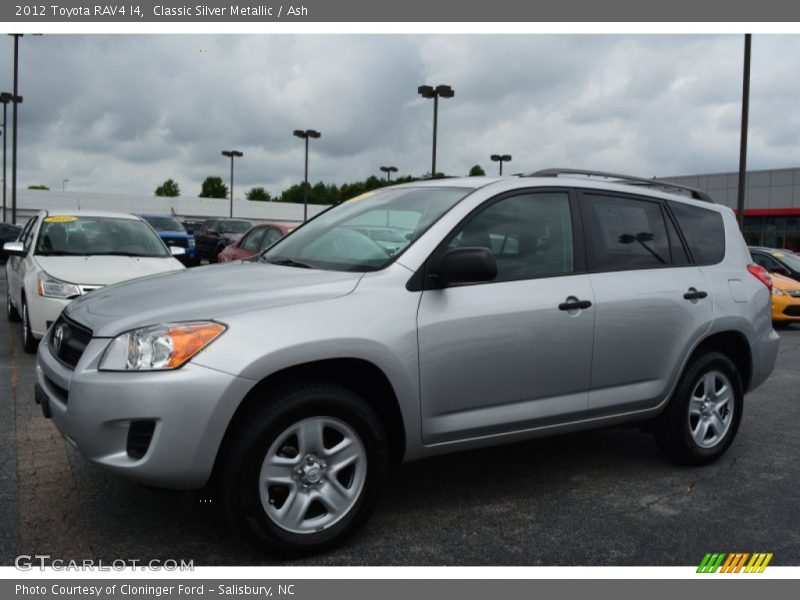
[{"x1": 35, "y1": 333, "x2": 254, "y2": 489}]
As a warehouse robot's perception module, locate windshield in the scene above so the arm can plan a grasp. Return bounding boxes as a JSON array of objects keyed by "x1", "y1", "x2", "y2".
[
  {"x1": 35, "y1": 216, "x2": 171, "y2": 258},
  {"x1": 261, "y1": 187, "x2": 470, "y2": 272},
  {"x1": 142, "y1": 215, "x2": 186, "y2": 233},
  {"x1": 218, "y1": 220, "x2": 254, "y2": 234},
  {"x1": 774, "y1": 251, "x2": 800, "y2": 271}
]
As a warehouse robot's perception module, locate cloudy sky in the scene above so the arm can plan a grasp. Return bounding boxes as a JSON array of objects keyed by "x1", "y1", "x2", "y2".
[{"x1": 1, "y1": 34, "x2": 799, "y2": 198}]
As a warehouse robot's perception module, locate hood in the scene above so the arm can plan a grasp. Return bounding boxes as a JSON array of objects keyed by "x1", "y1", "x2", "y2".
[
  {"x1": 35, "y1": 255, "x2": 184, "y2": 287},
  {"x1": 772, "y1": 273, "x2": 800, "y2": 291},
  {"x1": 64, "y1": 262, "x2": 364, "y2": 337}
]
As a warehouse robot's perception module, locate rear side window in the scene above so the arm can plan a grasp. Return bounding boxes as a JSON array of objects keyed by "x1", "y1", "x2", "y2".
[
  {"x1": 669, "y1": 202, "x2": 725, "y2": 265},
  {"x1": 582, "y1": 194, "x2": 670, "y2": 271}
]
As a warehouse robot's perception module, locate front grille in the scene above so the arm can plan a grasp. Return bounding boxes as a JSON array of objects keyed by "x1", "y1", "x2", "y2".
[
  {"x1": 49, "y1": 314, "x2": 93, "y2": 369},
  {"x1": 163, "y1": 237, "x2": 188, "y2": 248},
  {"x1": 127, "y1": 420, "x2": 156, "y2": 459},
  {"x1": 783, "y1": 305, "x2": 800, "y2": 317}
]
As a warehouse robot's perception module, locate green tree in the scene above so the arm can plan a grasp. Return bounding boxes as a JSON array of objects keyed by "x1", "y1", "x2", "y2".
[
  {"x1": 199, "y1": 176, "x2": 228, "y2": 199},
  {"x1": 468, "y1": 165, "x2": 486, "y2": 177},
  {"x1": 28, "y1": 184, "x2": 49, "y2": 190},
  {"x1": 155, "y1": 179, "x2": 181, "y2": 197},
  {"x1": 246, "y1": 186, "x2": 272, "y2": 201}
]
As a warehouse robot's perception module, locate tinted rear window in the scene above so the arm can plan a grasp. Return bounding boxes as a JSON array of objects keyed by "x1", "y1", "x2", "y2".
[{"x1": 670, "y1": 202, "x2": 725, "y2": 265}]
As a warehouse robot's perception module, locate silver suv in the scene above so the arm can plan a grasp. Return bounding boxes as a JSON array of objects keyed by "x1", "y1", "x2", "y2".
[{"x1": 34, "y1": 169, "x2": 779, "y2": 555}]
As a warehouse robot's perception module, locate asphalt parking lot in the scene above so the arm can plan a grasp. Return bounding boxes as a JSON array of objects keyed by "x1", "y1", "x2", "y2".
[{"x1": 1, "y1": 271, "x2": 799, "y2": 567}]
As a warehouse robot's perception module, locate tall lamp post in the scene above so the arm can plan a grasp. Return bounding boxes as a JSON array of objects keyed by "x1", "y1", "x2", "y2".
[
  {"x1": 9, "y1": 34, "x2": 39, "y2": 224},
  {"x1": 62, "y1": 179, "x2": 69, "y2": 192},
  {"x1": 417, "y1": 84, "x2": 454, "y2": 178},
  {"x1": 0, "y1": 92, "x2": 11, "y2": 223},
  {"x1": 379, "y1": 166, "x2": 398, "y2": 182},
  {"x1": 490, "y1": 154, "x2": 512, "y2": 176},
  {"x1": 736, "y1": 34, "x2": 752, "y2": 230},
  {"x1": 221, "y1": 150, "x2": 243, "y2": 218},
  {"x1": 293, "y1": 129, "x2": 321, "y2": 222}
]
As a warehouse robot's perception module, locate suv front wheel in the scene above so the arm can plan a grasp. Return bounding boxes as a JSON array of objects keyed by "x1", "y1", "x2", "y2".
[
  {"x1": 654, "y1": 351, "x2": 743, "y2": 465},
  {"x1": 219, "y1": 382, "x2": 389, "y2": 556}
]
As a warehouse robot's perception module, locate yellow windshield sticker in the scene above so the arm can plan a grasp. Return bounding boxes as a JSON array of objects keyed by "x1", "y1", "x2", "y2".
[
  {"x1": 346, "y1": 191, "x2": 374, "y2": 203},
  {"x1": 44, "y1": 216, "x2": 78, "y2": 223},
  {"x1": 771, "y1": 252, "x2": 784, "y2": 257}
]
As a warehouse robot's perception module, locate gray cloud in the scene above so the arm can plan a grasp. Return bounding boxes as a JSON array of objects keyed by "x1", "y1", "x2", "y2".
[{"x1": 1, "y1": 34, "x2": 798, "y2": 197}]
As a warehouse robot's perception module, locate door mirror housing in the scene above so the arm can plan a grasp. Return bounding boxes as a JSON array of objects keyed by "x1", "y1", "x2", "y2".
[
  {"x1": 169, "y1": 246, "x2": 186, "y2": 257},
  {"x1": 3, "y1": 241, "x2": 26, "y2": 257},
  {"x1": 433, "y1": 247, "x2": 497, "y2": 287}
]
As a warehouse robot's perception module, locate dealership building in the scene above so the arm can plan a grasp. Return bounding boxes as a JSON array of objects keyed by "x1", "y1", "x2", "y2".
[{"x1": 664, "y1": 167, "x2": 800, "y2": 250}]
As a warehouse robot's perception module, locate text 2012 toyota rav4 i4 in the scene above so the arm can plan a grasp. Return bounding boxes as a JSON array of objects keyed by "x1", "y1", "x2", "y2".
[{"x1": 35, "y1": 169, "x2": 779, "y2": 555}]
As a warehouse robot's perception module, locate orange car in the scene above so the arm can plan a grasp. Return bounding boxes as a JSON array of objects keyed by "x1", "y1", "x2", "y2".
[{"x1": 770, "y1": 273, "x2": 800, "y2": 322}]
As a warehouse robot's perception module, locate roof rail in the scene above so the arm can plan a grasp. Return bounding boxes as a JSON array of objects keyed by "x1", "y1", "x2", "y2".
[{"x1": 523, "y1": 168, "x2": 715, "y2": 203}]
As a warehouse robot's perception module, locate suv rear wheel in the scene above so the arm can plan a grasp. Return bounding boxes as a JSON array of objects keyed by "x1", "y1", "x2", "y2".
[
  {"x1": 219, "y1": 382, "x2": 389, "y2": 556},
  {"x1": 654, "y1": 351, "x2": 743, "y2": 465}
]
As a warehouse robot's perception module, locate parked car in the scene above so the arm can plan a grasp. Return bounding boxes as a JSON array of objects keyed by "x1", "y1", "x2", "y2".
[
  {"x1": 749, "y1": 246, "x2": 800, "y2": 282},
  {"x1": 181, "y1": 218, "x2": 206, "y2": 236},
  {"x1": 194, "y1": 218, "x2": 255, "y2": 263},
  {"x1": 0, "y1": 223, "x2": 22, "y2": 263},
  {"x1": 768, "y1": 272, "x2": 800, "y2": 323},
  {"x1": 218, "y1": 222, "x2": 298, "y2": 263},
  {"x1": 4, "y1": 210, "x2": 186, "y2": 353},
  {"x1": 34, "y1": 170, "x2": 778, "y2": 556},
  {"x1": 138, "y1": 213, "x2": 198, "y2": 266}
]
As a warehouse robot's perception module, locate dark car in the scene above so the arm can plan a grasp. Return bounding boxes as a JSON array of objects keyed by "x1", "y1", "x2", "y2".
[
  {"x1": 180, "y1": 218, "x2": 206, "y2": 236},
  {"x1": 0, "y1": 223, "x2": 22, "y2": 263},
  {"x1": 749, "y1": 246, "x2": 800, "y2": 282},
  {"x1": 138, "y1": 214, "x2": 198, "y2": 266},
  {"x1": 218, "y1": 221, "x2": 298, "y2": 263},
  {"x1": 194, "y1": 218, "x2": 255, "y2": 263}
]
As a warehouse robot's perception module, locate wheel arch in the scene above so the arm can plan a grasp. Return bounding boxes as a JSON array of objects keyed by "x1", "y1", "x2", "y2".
[
  {"x1": 684, "y1": 330, "x2": 753, "y2": 393},
  {"x1": 211, "y1": 357, "x2": 407, "y2": 482}
]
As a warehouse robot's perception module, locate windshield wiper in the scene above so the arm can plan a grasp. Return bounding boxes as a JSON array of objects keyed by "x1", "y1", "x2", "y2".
[{"x1": 265, "y1": 257, "x2": 315, "y2": 269}]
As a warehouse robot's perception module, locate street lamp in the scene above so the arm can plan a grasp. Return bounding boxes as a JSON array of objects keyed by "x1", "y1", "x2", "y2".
[
  {"x1": 379, "y1": 166, "x2": 398, "y2": 182},
  {"x1": 1, "y1": 92, "x2": 20, "y2": 224},
  {"x1": 62, "y1": 179, "x2": 69, "y2": 192},
  {"x1": 221, "y1": 150, "x2": 243, "y2": 218},
  {"x1": 293, "y1": 129, "x2": 321, "y2": 222},
  {"x1": 9, "y1": 33, "x2": 40, "y2": 224},
  {"x1": 490, "y1": 154, "x2": 512, "y2": 176},
  {"x1": 417, "y1": 84, "x2": 454, "y2": 178}
]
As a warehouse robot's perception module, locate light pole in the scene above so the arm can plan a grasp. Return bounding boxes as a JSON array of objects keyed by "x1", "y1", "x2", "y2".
[
  {"x1": 0, "y1": 92, "x2": 22, "y2": 223},
  {"x1": 490, "y1": 154, "x2": 512, "y2": 176},
  {"x1": 221, "y1": 150, "x2": 243, "y2": 218},
  {"x1": 380, "y1": 166, "x2": 398, "y2": 182},
  {"x1": 62, "y1": 179, "x2": 69, "y2": 192},
  {"x1": 293, "y1": 129, "x2": 321, "y2": 222},
  {"x1": 736, "y1": 34, "x2": 752, "y2": 230},
  {"x1": 417, "y1": 84, "x2": 454, "y2": 178}
]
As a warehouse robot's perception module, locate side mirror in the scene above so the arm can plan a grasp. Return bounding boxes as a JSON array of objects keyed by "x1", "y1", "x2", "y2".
[
  {"x1": 433, "y1": 247, "x2": 497, "y2": 287},
  {"x1": 3, "y1": 241, "x2": 26, "y2": 257},
  {"x1": 170, "y1": 246, "x2": 186, "y2": 257}
]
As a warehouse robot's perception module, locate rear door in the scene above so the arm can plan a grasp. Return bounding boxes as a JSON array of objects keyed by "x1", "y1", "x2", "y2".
[
  {"x1": 579, "y1": 191, "x2": 713, "y2": 413},
  {"x1": 417, "y1": 189, "x2": 596, "y2": 444}
]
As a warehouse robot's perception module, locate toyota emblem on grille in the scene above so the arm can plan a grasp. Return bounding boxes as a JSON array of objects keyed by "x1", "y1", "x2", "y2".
[{"x1": 53, "y1": 325, "x2": 64, "y2": 353}]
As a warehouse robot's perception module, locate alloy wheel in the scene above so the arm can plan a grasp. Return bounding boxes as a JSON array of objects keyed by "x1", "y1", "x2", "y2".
[{"x1": 688, "y1": 369, "x2": 734, "y2": 449}]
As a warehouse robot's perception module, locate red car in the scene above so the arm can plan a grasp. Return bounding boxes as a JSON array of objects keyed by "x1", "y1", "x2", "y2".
[{"x1": 217, "y1": 221, "x2": 297, "y2": 262}]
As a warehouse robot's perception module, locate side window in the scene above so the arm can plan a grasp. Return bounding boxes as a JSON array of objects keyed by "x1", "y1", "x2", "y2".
[
  {"x1": 751, "y1": 253, "x2": 781, "y2": 272},
  {"x1": 448, "y1": 192, "x2": 574, "y2": 282},
  {"x1": 241, "y1": 228, "x2": 267, "y2": 252},
  {"x1": 204, "y1": 220, "x2": 216, "y2": 234},
  {"x1": 21, "y1": 217, "x2": 39, "y2": 251},
  {"x1": 262, "y1": 228, "x2": 284, "y2": 249},
  {"x1": 665, "y1": 214, "x2": 691, "y2": 266},
  {"x1": 583, "y1": 194, "x2": 670, "y2": 271},
  {"x1": 669, "y1": 202, "x2": 726, "y2": 265}
]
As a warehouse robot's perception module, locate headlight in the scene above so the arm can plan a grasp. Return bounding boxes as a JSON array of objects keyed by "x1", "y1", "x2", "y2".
[
  {"x1": 188, "y1": 238, "x2": 195, "y2": 247},
  {"x1": 773, "y1": 288, "x2": 786, "y2": 296},
  {"x1": 37, "y1": 273, "x2": 81, "y2": 299},
  {"x1": 99, "y1": 321, "x2": 226, "y2": 371}
]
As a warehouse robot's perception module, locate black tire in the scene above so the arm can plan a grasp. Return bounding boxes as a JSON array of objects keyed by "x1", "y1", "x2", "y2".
[
  {"x1": 218, "y1": 381, "x2": 389, "y2": 557},
  {"x1": 20, "y1": 297, "x2": 39, "y2": 354},
  {"x1": 654, "y1": 351, "x2": 743, "y2": 465},
  {"x1": 6, "y1": 286, "x2": 20, "y2": 322}
]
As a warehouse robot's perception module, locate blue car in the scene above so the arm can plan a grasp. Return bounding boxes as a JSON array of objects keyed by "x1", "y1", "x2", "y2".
[{"x1": 138, "y1": 213, "x2": 198, "y2": 266}]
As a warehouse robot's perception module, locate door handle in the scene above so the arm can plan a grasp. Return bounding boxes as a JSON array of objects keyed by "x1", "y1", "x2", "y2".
[
  {"x1": 683, "y1": 288, "x2": 708, "y2": 300},
  {"x1": 558, "y1": 296, "x2": 592, "y2": 311}
]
